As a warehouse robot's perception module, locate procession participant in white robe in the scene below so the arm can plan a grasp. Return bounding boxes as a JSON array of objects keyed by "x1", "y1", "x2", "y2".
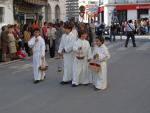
[
  {"x1": 92, "y1": 37, "x2": 110, "y2": 90},
  {"x1": 72, "y1": 30, "x2": 92, "y2": 87},
  {"x1": 28, "y1": 29, "x2": 46, "y2": 84},
  {"x1": 70, "y1": 22, "x2": 78, "y2": 38},
  {"x1": 58, "y1": 23, "x2": 77, "y2": 84}
]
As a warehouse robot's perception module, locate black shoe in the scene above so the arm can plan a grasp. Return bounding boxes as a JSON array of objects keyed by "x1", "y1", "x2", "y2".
[
  {"x1": 82, "y1": 83, "x2": 90, "y2": 86},
  {"x1": 60, "y1": 81, "x2": 71, "y2": 85},
  {"x1": 72, "y1": 84, "x2": 78, "y2": 87},
  {"x1": 34, "y1": 80, "x2": 40, "y2": 84},
  {"x1": 94, "y1": 87, "x2": 101, "y2": 91},
  {"x1": 133, "y1": 45, "x2": 136, "y2": 47}
]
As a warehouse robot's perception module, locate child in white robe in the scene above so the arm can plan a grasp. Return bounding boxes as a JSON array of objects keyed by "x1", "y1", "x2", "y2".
[
  {"x1": 58, "y1": 23, "x2": 77, "y2": 84},
  {"x1": 91, "y1": 37, "x2": 110, "y2": 90},
  {"x1": 72, "y1": 30, "x2": 92, "y2": 87},
  {"x1": 28, "y1": 29, "x2": 46, "y2": 84}
]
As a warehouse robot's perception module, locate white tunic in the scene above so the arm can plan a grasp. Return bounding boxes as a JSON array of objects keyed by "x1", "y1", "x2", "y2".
[
  {"x1": 92, "y1": 44, "x2": 110, "y2": 90},
  {"x1": 72, "y1": 38, "x2": 92, "y2": 85},
  {"x1": 71, "y1": 27, "x2": 78, "y2": 38},
  {"x1": 58, "y1": 32, "x2": 77, "y2": 82},
  {"x1": 28, "y1": 36, "x2": 46, "y2": 80}
]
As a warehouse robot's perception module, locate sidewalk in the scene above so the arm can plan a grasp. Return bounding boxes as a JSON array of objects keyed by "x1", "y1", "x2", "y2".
[
  {"x1": 0, "y1": 57, "x2": 31, "y2": 66},
  {"x1": 114, "y1": 35, "x2": 150, "y2": 40}
]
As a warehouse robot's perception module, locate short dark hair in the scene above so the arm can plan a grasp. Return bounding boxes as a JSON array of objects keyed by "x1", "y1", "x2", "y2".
[
  {"x1": 33, "y1": 28, "x2": 40, "y2": 33},
  {"x1": 96, "y1": 37, "x2": 105, "y2": 44},
  {"x1": 1, "y1": 25, "x2": 6, "y2": 31},
  {"x1": 8, "y1": 25, "x2": 14, "y2": 29},
  {"x1": 78, "y1": 30, "x2": 87, "y2": 38},
  {"x1": 48, "y1": 22, "x2": 52, "y2": 27},
  {"x1": 63, "y1": 22, "x2": 72, "y2": 30},
  {"x1": 44, "y1": 22, "x2": 47, "y2": 25},
  {"x1": 128, "y1": 20, "x2": 133, "y2": 23}
]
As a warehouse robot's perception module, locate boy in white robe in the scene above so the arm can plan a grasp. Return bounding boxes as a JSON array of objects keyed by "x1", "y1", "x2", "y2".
[
  {"x1": 72, "y1": 30, "x2": 92, "y2": 87},
  {"x1": 91, "y1": 37, "x2": 110, "y2": 90},
  {"x1": 58, "y1": 23, "x2": 77, "y2": 84},
  {"x1": 28, "y1": 29, "x2": 46, "y2": 84}
]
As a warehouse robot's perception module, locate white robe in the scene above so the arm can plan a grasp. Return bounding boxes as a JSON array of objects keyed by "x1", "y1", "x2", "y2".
[
  {"x1": 71, "y1": 27, "x2": 78, "y2": 38},
  {"x1": 92, "y1": 44, "x2": 110, "y2": 90},
  {"x1": 28, "y1": 36, "x2": 46, "y2": 80},
  {"x1": 72, "y1": 39, "x2": 92, "y2": 85},
  {"x1": 58, "y1": 32, "x2": 77, "y2": 82}
]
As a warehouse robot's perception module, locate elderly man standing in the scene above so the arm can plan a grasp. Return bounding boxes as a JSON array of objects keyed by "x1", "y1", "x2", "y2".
[{"x1": 28, "y1": 28, "x2": 46, "y2": 84}]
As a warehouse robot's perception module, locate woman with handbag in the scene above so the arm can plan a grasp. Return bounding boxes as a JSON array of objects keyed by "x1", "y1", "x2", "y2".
[
  {"x1": 91, "y1": 37, "x2": 110, "y2": 90},
  {"x1": 28, "y1": 28, "x2": 46, "y2": 84}
]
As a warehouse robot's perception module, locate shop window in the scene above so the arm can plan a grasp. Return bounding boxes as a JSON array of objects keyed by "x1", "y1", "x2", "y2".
[
  {"x1": 117, "y1": 10, "x2": 127, "y2": 24},
  {"x1": 137, "y1": 9, "x2": 149, "y2": 19},
  {"x1": 0, "y1": 7, "x2": 4, "y2": 23}
]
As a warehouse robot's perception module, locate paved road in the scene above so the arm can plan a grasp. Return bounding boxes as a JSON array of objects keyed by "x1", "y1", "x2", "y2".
[{"x1": 0, "y1": 37, "x2": 150, "y2": 113}]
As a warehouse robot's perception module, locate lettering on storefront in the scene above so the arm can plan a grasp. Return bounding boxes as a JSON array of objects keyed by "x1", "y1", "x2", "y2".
[
  {"x1": 136, "y1": 5, "x2": 150, "y2": 9},
  {"x1": 52, "y1": 0, "x2": 59, "y2": 1}
]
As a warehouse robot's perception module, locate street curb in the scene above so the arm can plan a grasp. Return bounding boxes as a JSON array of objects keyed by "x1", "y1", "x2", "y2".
[
  {"x1": 0, "y1": 59, "x2": 21, "y2": 66},
  {"x1": 0, "y1": 57, "x2": 32, "y2": 66}
]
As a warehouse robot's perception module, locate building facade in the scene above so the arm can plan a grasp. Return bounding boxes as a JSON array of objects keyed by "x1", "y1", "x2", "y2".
[
  {"x1": 45, "y1": 0, "x2": 66, "y2": 23},
  {"x1": 66, "y1": 0, "x2": 79, "y2": 21},
  {"x1": 14, "y1": 0, "x2": 48, "y2": 25},
  {"x1": 0, "y1": 0, "x2": 14, "y2": 29},
  {"x1": 0, "y1": 0, "x2": 66, "y2": 30},
  {"x1": 66, "y1": 0, "x2": 99, "y2": 23},
  {"x1": 98, "y1": 0, "x2": 150, "y2": 26}
]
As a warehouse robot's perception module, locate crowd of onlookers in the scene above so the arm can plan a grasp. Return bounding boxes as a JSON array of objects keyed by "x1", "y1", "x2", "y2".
[
  {"x1": 122, "y1": 18, "x2": 150, "y2": 35},
  {"x1": 0, "y1": 20, "x2": 95, "y2": 62},
  {"x1": 0, "y1": 18, "x2": 149, "y2": 62},
  {"x1": 96, "y1": 18, "x2": 150, "y2": 37}
]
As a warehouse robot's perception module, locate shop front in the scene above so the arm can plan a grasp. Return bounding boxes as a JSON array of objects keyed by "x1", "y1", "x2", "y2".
[
  {"x1": 13, "y1": 0, "x2": 47, "y2": 25},
  {"x1": 98, "y1": 3, "x2": 150, "y2": 26}
]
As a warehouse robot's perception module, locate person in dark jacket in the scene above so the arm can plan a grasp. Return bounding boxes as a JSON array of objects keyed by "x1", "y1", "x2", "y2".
[{"x1": 1, "y1": 26, "x2": 9, "y2": 61}]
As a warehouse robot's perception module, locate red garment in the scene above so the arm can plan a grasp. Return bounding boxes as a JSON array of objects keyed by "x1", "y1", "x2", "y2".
[
  {"x1": 16, "y1": 50, "x2": 26, "y2": 59},
  {"x1": 32, "y1": 23, "x2": 39, "y2": 30},
  {"x1": 42, "y1": 26, "x2": 47, "y2": 39}
]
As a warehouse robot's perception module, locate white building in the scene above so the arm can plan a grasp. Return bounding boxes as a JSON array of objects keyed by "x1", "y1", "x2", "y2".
[
  {"x1": 0, "y1": 0, "x2": 67, "y2": 30},
  {"x1": 45, "y1": 0, "x2": 66, "y2": 23},
  {"x1": 98, "y1": 0, "x2": 150, "y2": 26},
  {"x1": 0, "y1": 0, "x2": 14, "y2": 29}
]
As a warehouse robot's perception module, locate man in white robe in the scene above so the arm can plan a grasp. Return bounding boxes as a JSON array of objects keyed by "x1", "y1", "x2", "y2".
[
  {"x1": 28, "y1": 29, "x2": 46, "y2": 84},
  {"x1": 58, "y1": 23, "x2": 77, "y2": 84},
  {"x1": 72, "y1": 30, "x2": 92, "y2": 86}
]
